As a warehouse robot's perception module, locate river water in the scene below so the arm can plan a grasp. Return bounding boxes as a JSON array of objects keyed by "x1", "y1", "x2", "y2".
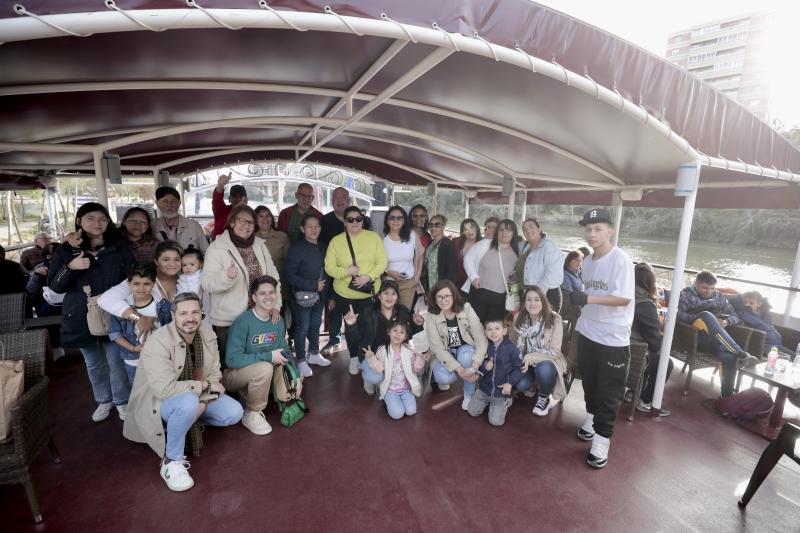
[{"x1": 543, "y1": 224, "x2": 799, "y2": 317}]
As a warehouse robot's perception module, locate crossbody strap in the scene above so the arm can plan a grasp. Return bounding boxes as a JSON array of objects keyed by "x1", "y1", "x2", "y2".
[
  {"x1": 498, "y1": 249, "x2": 510, "y2": 295},
  {"x1": 345, "y1": 232, "x2": 358, "y2": 267}
]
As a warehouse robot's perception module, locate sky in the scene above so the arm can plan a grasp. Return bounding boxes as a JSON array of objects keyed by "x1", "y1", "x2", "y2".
[{"x1": 535, "y1": 0, "x2": 800, "y2": 128}]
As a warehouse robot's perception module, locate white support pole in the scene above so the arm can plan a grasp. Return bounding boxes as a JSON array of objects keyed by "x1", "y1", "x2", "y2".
[
  {"x1": 431, "y1": 183, "x2": 438, "y2": 216},
  {"x1": 464, "y1": 194, "x2": 470, "y2": 220},
  {"x1": 507, "y1": 178, "x2": 516, "y2": 220},
  {"x1": 93, "y1": 150, "x2": 109, "y2": 208},
  {"x1": 783, "y1": 239, "x2": 800, "y2": 326},
  {"x1": 45, "y1": 187, "x2": 58, "y2": 240},
  {"x1": 611, "y1": 192, "x2": 623, "y2": 246},
  {"x1": 652, "y1": 163, "x2": 700, "y2": 410},
  {"x1": 520, "y1": 191, "x2": 528, "y2": 225}
]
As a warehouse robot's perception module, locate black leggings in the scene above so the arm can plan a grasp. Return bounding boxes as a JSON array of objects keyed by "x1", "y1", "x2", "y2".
[
  {"x1": 333, "y1": 292, "x2": 373, "y2": 359},
  {"x1": 468, "y1": 287, "x2": 506, "y2": 324}
]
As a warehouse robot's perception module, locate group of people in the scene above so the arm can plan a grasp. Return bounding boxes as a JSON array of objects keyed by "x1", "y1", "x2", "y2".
[{"x1": 27, "y1": 175, "x2": 793, "y2": 493}]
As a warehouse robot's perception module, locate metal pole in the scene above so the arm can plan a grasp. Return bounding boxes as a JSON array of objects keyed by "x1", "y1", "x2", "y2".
[
  {"x1": 431, "y1": 183, "x2": 438, "y2": 215},
  {"x1": 783, "y1": 239, "x2": 800, "y2": 326},
  {"x1": 507, "y1": 178, "x2": 516, "y2": 220},
  {"x1": 464, "y1": 194, "x2": 470, "y2": 219},
  {"x1": 93, "y1": 151, "x2": 109, "y2": 208},
  {"x1": 612, "y1": 192, "x2": 623, "y2": 246},
  {"x1": 45, "y1": 187, "x2": 58, "y2": 240},
  {"x1": 520, "y1": 191, "x2": 528, "y2": 225},
  {"x1": 652, "y1": 163, "x2": 700, "y2": 410}
]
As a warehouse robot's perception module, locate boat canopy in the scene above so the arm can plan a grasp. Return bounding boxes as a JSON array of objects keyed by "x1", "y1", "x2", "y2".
[{"x1": 0, "y1": 0, "x2": 799, "y2": 209}]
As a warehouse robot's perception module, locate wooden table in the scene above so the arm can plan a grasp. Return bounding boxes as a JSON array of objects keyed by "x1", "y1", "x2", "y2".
[{"x1": 736, "y1": 363, "x2": 800, "y2": 440}]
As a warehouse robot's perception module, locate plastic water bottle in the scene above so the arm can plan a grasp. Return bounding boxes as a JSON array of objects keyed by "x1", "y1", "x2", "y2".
[{"x1": 765, "y1": 347, "x2": 778, "y2": 376}]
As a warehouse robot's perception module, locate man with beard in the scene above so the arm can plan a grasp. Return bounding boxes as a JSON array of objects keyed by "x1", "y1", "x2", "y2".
[
  {"x1": 123, "y1": 293, "x2": 243, "y2": 492},
  {"x1": 153, "y1": 186, "x2": 209, "y2": 252}
]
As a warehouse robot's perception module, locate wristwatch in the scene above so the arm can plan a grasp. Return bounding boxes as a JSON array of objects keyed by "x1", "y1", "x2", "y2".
[{"x1": 129, "y1": 311, "x2": 141, "y2": 322}]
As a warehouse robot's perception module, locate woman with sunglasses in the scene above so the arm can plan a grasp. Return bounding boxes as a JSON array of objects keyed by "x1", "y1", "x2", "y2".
[
  {"x1": 409, "y1": 204, "x2": 432, "y2": 249},
  {"x1": 382, "y1": 205, "x2": 423, "y2": 309},
  {"x1": 466, "y1": 219, "x2": 520, "y2": 323},
  {"x1": 202, "y1": 205, "x2": 283, "y2": 358},
  {"x1": 425, "y1": 280, "x2": 488, "y2": 409},
  {"x1": 325, "y1": 206, "x2": 388, "y2": 375},
  {"x1": 421, "y1": 214, "x2": 458, "y2": 295}
]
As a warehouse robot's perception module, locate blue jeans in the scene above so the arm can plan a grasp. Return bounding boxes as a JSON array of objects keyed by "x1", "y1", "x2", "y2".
[
  {"x1": 160, "y1": 392, "x2": 243, "y2": 461},
  {"x1": 292, "y1": 300, "x2": 323, "y2": 362},
  {"x1": 361, "y1": 360, "x2": 385, "y2": 385},
  {"x1": 514, "y1": 359, "x2": 558, "y2": 396},
  {"x1": 80, "y1": 340, "x2": 131, "y2": 406},
  {"x1": 431, "y1": 345, "x2": 477, "y2": 396},
  {"x1": 384, "y1": 390, "x2": 417, "y2": 419},
  {"x1": 693, "y1": 311, "x2": 743, "y2": 397}
]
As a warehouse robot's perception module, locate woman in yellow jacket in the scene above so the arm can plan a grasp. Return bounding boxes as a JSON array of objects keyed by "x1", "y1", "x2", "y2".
[{"x1": 325, "y1": 206, "x2": 388, "y2": 375}]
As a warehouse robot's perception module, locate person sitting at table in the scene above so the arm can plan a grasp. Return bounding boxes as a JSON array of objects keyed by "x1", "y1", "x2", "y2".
[
  {"x1": 728, "y1": 290, "x2": 793, "y2": 356},
  {"x1": 123, "y1": 292, "x2": 243, "y2": 492},
  {"x1": 677, "y1": 270, "x2": 758, "y2": 398}
]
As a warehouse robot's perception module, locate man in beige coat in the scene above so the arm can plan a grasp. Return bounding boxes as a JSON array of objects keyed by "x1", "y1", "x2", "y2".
[
  {"x1": 123, "y1": 293, "x2": 243, "y2": 492},
  {"x1": 153, "y1": 186, "x2": 209, "y2": 252}
]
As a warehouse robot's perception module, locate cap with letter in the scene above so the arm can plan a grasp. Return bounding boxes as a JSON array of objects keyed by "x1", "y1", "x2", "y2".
[{"x1": 578, "y1": 207, "x2": 613, "y2": 226}]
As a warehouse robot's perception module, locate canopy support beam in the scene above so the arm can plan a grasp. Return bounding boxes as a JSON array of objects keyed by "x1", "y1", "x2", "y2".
[
  {"x1": 783, "y1": 240, "x2": 800, "y2": 326},
  {"x1": 652, "y1": 162, "x2": 700, "y2": 411},
  {"x1": 506, "y1": 177, "x2": 516, "y2": 220},
  {"x1": 45, "y1": 187, "x2": 58, "y2": 240},
  {"x1": 93, "y1": 150, "x2": 109, "y2": 209},
  {"x1": 611, "y1": 192, "x2": 623, "y2": 246}
]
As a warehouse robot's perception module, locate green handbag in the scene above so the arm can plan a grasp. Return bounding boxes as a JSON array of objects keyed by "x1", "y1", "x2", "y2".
[{"x1": 273, "y1": 359, "x2": 309, "y2": 428}]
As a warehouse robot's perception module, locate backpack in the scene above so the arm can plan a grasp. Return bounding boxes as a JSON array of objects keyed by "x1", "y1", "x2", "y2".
[
  {"x1": 715, "y1": 389, "x2": 774, "y2": 421},
  {"x1": 272, "y1": 359, "x2": 309, "y2": 428}
]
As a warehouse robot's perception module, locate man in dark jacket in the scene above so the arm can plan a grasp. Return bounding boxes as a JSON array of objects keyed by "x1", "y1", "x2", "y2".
[{"x1": 677, "y1": 271, "x2": 757, "y2": 397}]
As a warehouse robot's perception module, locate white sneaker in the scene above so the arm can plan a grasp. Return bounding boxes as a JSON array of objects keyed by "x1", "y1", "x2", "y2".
[
  {"x1": 587, "y1": 434, "x2": 610, "y2": 469},
  {"x1": 532, "y1": 394, "x2": 551, "y2": 417},
  {"x1": 117, "y1": 404, "x2": 127, "y2": 421},
  {"x1": 307, "y1": 352, "x2": 332, "y2": 367},
  {"x1": 437, "y1": 383, "x2": 450, "y2": 391},
  {"x1": 92, "y1": 402, "x2": 114, "y2": 422},
  {"x1": 298, "y1": 361, "x2": 314, "y2": 378},
  {"x1": 462, "y1": 395, "x2": 472, "y2": 411},
  {"x1": 349, "y1": 357, "x2": 360, "y2": 376},
  {"x1": 160, "y1": 457, "x2": 194, "y2": 492},
  {"x1": 242, "y1": 410, "x2": 272, "y2": 436},
  {"x1": 363, "y1": 381, "x2": 376, "y2": 396}
]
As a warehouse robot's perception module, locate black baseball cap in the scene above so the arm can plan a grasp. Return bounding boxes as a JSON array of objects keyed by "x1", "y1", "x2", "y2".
[
  {"x1": 155, "y1": 186, "x2": 180, "y2": 201},
  {"x1": 230, "y1": 184, "x2": 247, "y2": 198},
  {"x1": 578, "y1": 208, "x2": 613, "y2": 226},
  {"x1": 378, "y1": 278, "x2": 400, "y2": 295}
]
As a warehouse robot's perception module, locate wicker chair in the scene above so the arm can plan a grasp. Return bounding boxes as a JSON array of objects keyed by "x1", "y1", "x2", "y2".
[
  {"x1": 671, "y1": 321, "x2": 766, "y2": 396},
  {"x1": 0, "y1": 292, "x2": 26, "y2": 333},
  {"x1": 775, "y1": 325, "x2": 800, "y2": 355},
  {"x1": 0, "y1": 329, "x2": 60, "y2": 523},
  {"x1": 625, "y1": 341, "x2": 648, "y2": 421}
]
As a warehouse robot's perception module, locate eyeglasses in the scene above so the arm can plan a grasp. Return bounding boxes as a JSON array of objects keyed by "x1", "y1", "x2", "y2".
[
  {"x1": 436, "y1": 293, "x2": 452, "y2": 301},
  {"x1": 345, "y1": 216, "x2": 364, "y2": 223},
  {"x1": 235, "y1": 218, "x2": 255, "y2": 227},
  {"x1": 429, "y1": 222, "x2": 444, "y2": 229},
  {"x1": 387, "y1": 215, "x2": 405, "y2": 222}
]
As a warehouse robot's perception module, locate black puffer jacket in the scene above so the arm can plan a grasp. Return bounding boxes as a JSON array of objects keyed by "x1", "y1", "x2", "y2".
[
  {"x1": 346, "y1": 303, "x2": 423, "y2": 361},
  {"x1": 47, "y1": 240, "x2": 134, "y2": 348}
]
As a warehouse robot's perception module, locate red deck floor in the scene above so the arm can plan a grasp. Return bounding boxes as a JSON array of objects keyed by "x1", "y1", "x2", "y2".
[{"x1": 3, "y1": 352, "x2": 800, "y2": 532}]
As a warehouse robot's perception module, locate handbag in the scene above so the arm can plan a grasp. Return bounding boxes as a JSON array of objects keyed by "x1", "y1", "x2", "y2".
[
  {"x1": 345, "y1": 232, "x2": 374, "y2": 294},
  {"x1": 83, "y1": 285, "x2": 110, "y2": 336},
  {"x1": 0, "y1": 341, "x2": 25, "y2": 442},
  {"x1": 272, "y1": 358, "x2": 309, "y2": 428},
  {"x1": 498, "y1": 253, "x2": 520, "y2": 312},
  {"x1": 295, "y1": 267, "x2": 323, "y2": 308}
]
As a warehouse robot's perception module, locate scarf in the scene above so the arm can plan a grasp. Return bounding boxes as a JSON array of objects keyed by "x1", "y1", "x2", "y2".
[
  {"x1": 179, "y1": 334, "x2": 205, "y2": 457},
  {"x1": 425, "y1": 239, "x2": 441, "y2": 289},
  {"x1": 514, "y1": 317, "x2": 556, "y2": 358},
  {"x1": 227, "y1": 228, "x2": 255, "y2": 249},
  {"x1": 237, "y1": 247, "x2": 263, "y2": 295}
]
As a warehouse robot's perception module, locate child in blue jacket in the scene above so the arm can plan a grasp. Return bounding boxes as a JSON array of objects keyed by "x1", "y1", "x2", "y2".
[{"x1": 467, "y1": 316, "x2": 524, "y2": 426}]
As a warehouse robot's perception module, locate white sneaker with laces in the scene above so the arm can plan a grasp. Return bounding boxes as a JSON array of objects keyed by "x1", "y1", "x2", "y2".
[
  {"x1": 298, "y1": 361, "x2": 314, "y2": 378},
  {"x1": 160, "y1": 457, "x2": 194, "y2": 492},
  {"x1": 349, "y1": 357, "x2": 360, "y2": 376},
  {"x1": 532, "y1": 394, "x2": 551, "y2": 416},
  {"x1": 117, "y1": 404, "x2": 127, "y2": 421},
  {"x1": 92, "y1": 402, "x2": 114, "y2": 423},
  {"x1": 587, "y1": 434, "x2": 610, "y2": 469},
  {"x1": 307, "y1": 352, "x2": 332, "y2": 367},
  {"x1": 242, "y1": 410, "x2": 272, "y2": 436},
  {"x1": 461, "y1": 394, "x2": 472, "y2": 411}
]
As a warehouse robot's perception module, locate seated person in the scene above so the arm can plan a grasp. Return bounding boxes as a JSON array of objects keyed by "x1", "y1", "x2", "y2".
[
  {"x1": 677, "y1": 271, "x2": 757, "y2": 397},
  {"x1": 467, "y1": 316, "x2": 524, "y2": 427},
  {"x1": 224, "y1": 275, "x2": 294, "y2": 437},
  {"x1": 26, "y1": 241, "x2": 59, "y2": 315},
  {"x1": 631, "y1": 263, "x2": 673, "y2": 416},
  {"x1": 729, "y1": 291, "x2": 793, "y2": 355},
  {"x1": 561, "y1": 250, "x2": 584, "y2": 295},
  {"x1": 361, "y1": 320, "x2": 425, "y2": 420},
  {"x1": 0, "y1": 243, "x2": 29, "y2": 296},
  {"x1": 123, "y1": 293, "x2": 243, "y2": 492}
]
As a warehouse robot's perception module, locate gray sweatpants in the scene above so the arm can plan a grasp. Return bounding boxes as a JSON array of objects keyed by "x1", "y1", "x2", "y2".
[{"x1": 467, "y1": 389, "x2": 512, "y2": 426}]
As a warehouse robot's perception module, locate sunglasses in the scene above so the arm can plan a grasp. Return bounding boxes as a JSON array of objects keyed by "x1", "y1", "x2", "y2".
[
  {"x1": 345, "y1": 216, "x2": 364, "y2": 223},
  {"x1": 387, "y1": 215, "x2": 405, "y2": 222},
  {"x1": 428, "y1": 222, "x2": 444, "y2": 228}
]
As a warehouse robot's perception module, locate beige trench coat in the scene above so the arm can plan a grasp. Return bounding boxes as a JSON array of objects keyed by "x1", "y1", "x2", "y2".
[
  {"x1": 424, "y1": 302, "x2": 488, "y2": 371},
  {"x1": 123, "y1": 322, "x2": 222, "y2": 458}
]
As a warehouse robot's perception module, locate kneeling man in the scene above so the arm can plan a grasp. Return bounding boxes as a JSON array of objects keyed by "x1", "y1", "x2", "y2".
[{"x1": 124, "y1": 292, "x2": 243, "y2": 492}]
